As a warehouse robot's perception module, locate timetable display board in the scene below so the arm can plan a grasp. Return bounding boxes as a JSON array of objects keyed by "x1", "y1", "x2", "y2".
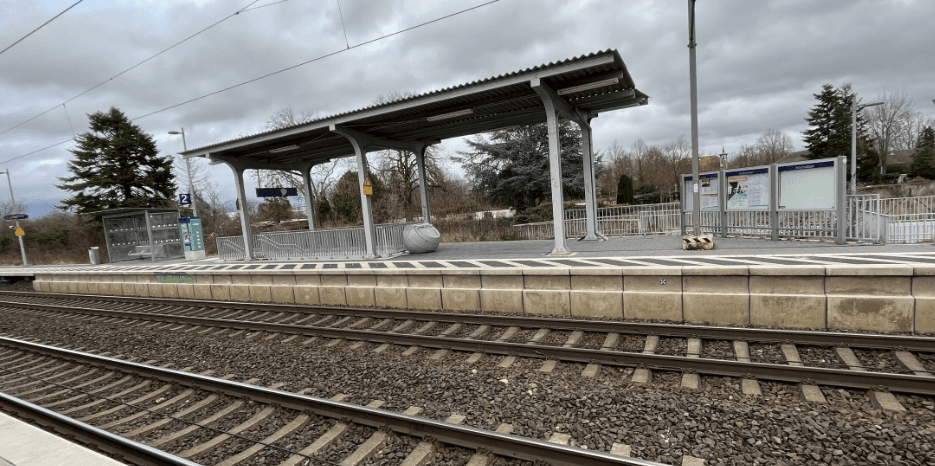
[
  {"x1": 778, "y1": 160, "x2": 836, "y2": 210},
  {"x1": 726, "y1": 167, "x2": 770, "y2": 210},
  {"x1": 682, "y1": 172, "x2": 719, "y2": 211}
]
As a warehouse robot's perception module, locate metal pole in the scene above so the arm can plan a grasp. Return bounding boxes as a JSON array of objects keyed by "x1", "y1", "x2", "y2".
[
  {"x1": 688, "y1": 0, "x2": 701, "y2": 236},
  {"x1": 851, "y1": 105, "x2": 857, "y2": 195},
  {"x1": 2, "y1": 170, "x2": 28, "y2": 266},
  {"x1": 180, "y1": 128, "x2": 199, "y2": 217}
]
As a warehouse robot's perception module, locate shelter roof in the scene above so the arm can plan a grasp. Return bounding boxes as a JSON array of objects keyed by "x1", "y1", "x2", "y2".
[{"x1": 182, "y1": 49, "x2": 648, "y2": 169}]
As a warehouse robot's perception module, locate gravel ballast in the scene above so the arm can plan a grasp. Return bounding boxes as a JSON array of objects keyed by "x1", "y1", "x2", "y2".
[{"x1": 1, "y1": 309, "x2": 934, "y2": 465}]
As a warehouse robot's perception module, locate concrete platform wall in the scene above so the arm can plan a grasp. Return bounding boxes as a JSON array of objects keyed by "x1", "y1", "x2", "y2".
[{"x1": 31, "y1": 264, "x2": 935, "y2": 334}]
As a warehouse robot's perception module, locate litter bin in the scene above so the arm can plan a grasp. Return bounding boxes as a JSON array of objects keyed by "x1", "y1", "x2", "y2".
[{"x1": 89, "y1": 247, "x2": 101, "y2": 265}]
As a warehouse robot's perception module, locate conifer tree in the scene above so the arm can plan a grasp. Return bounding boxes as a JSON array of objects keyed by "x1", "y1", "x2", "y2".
[
  {"x1": 616, "y1": 174, "x2": 634, "y2": 205},
  {"x1": 58, "y1": 107, "x2": 177, "y2": 213},
  {"x1": 457, "y1": 121, "x2": 593, "y2": 209},
  {"x1": 803, "y1": 84, "x2": 879, "y2": 182},
  {"x1": 910, "y1": 126, "x2": 935, "y2": 180}
]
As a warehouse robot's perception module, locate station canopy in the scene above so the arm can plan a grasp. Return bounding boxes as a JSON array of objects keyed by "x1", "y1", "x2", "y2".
[{"x1": 181, "y1": 49, "x2": 648, "y2": 167}]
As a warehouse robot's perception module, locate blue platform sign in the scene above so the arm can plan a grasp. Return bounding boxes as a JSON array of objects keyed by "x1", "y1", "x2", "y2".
[
  {"x1": 179, "y1": 193, "x2": 192, "y2": 205},
  {"x1": 256, "y1": 187, "x2": 298, "y2": 198},
  {"x1": 3, "y1": 214, "x2": 27, "y2": 220}
]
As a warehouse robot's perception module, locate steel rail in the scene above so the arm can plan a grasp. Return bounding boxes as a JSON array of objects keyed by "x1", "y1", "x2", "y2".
[
  {"x1": 0, "y1": 337, "x2": 663, "y2": 466},
  {"x1": 3, "y1": 291, "x2": 935, "y2": 351},
  {"x1": 5, "y1": 301, "x2": 935, "y2": 396},
  {"x1": 0, "y1": 391, "x2": 200, "y2": 466}
]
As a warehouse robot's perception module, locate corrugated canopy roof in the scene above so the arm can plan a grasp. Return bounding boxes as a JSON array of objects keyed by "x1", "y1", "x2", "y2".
[{"x1": 182, "y1": 49, "x2": 648, "y2": 169}]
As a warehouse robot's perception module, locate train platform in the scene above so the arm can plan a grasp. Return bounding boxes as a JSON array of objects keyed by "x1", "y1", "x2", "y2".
[
  {"x1": 1, "y1": 235, "x2": 933, "y2": 274},
  {"x1": 4, "y1": 236, "x2": 935, "y2": 336},
  {"x1": 0, "y1": 411, "x2": 124, "y2": 466}
]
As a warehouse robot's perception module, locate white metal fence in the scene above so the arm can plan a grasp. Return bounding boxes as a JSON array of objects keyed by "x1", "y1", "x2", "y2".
[
  {"x1": 217, "y1": 222, "x2": 415, "y2": 261},
  {"x1": 515, "y1": 195, "x2": 935, "y2": 244},
  {"x1": 217, "y1": 236, "x2": 246, "y2": 261},
  {"x1": 516, "y1": 202, "x2": 683, "y2": 240}
]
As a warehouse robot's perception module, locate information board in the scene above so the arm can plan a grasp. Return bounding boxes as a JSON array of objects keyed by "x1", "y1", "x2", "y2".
[
  {"x1": 778, "y1": 160, "x2": 836, "y2": 210},
  {"x1": 726, "y1": 167, "x2": 770, "y2": 210},
  {"x1": 682, "y1": 172, "x2": 719, "y2": 211}
]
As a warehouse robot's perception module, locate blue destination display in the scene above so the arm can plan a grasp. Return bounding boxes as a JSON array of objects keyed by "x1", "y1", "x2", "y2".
[
  {"x1": 256, "y1": 187, "x2": 298, "y2": 197},
  {"x1": 778, "y1": 160, "x2": 834, "y2": 172},
  {"x1": 3, "y1": 214, "x2": 27, "y2": 220},
  {"x1": 683, "y1": 172, "x2": 718, "y2": 181},
  {"x1": 726, "y1": 167, "x2": 769, "y2": 177}
]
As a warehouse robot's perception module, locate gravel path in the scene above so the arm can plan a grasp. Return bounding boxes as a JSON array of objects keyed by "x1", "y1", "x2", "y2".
[{"x1": 1, "y1": 309, "x2": 934, "y2": 465}]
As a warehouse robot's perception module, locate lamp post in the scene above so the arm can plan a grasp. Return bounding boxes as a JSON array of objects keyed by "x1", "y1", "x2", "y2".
[
  {"x1": 687, "y1": 0, "x2": 701, "y2": 236},
  {"x1": 851, "y1": 101, "x2": 883, "y2": 195},
  {"x1": 168, "y1": 128, "x2": 199, "y2": 217},
  {"x1": 0, "y1": 170, "x2": 28, "y2": 266}
]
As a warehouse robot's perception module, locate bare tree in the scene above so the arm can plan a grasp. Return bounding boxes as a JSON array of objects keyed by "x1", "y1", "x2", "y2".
[
  {"x1": 598, "y1": 141, "x2": 634, "y2": 200},
  {"x1": 173, "y1": 156, "x2": 211, "y2": 202},
  {"x1": 755, "y1": 128, "x2": 794, "y2": 164},
  {"x1": 897, "y1": 113, "x2": 935, "y2": 151},
  {"x1": 252, "y1": 106, "x2": 347, "y2": 220},
  {"x1": 729, "y1": 128, "x2": 793, "y2": 168},
  {"x1": 369, "y1": 91, "x2": 443, "y2": 221},
  {"x1": 730, "y1": 144, "x2": 761, "y2": 168},
  {"x1": 865, "y1": 91, "x2": 914, "y2": 174},
  {"x1": 631, "y1": 139, "x2": 649, "y2": 184},
  {"x1": 661, "y1": 136, "x2": 691, "y2": 194}
]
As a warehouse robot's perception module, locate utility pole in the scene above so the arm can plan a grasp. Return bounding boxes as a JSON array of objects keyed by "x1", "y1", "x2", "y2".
[
  {"x1": 688, "y1": 0, "x2": 701, "y2": 236},
  {"x1": 0, "y1": 170, "x2": 28, "y2": 266}
]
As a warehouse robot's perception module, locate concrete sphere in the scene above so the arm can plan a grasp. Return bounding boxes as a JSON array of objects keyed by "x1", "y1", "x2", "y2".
[{"x1": 403, "y1": 223, "x2": 440, "y2": 254}]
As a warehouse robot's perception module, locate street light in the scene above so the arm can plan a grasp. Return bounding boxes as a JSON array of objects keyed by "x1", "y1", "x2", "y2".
[
  {"x1": 0, "y1": 170, "x2": 28, "y2": 266},
  {"x1": 168, "y1": 128, "x2": 199, "y2": 217},
  {"x1": 851, "y1": 101, "x2": 883, "y2": 195}
]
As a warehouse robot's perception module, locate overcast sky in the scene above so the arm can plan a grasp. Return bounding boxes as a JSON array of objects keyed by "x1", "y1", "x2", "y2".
[{"x1": 2, "y1": 0, "x2": 934, "y2": 217}]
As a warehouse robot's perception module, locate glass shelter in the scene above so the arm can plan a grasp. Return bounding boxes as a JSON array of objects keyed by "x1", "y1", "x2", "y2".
[{"x1": 99, "y1": 208, "x2": 185, "y2": 263}]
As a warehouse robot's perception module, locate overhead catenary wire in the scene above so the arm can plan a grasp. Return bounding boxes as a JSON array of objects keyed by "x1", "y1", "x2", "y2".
[
  {"x1": 0, "y1": 0, "x2": 84, "y2": 57},
  {"x1": 62, "y1": 104, "x2": 76, "y2": 139},
  {"x1": 0, "y1": 0, "x2": 500, "y2": 166},
  {"x1": 0, "y1": 0, "x2": 270, "y2": 138},
  {"x1": 336, "y1": 0, "x2": 350, "y2": 49},
  {"x1": 129, "y1": 0, "x2": 500, "y2": 122}
]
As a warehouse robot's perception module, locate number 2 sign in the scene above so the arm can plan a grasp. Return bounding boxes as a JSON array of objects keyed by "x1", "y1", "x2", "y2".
[{"x1": 179, "y1": 193, "x2": 192, "y2": 205}]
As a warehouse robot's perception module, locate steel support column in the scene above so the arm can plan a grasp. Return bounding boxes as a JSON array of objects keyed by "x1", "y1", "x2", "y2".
[
  {"x1": 330, "y1": 126, "x2": 377, "y2": 259},
  {"x1": 531, "y1": 78, "x2": 587, "y2": 255},
  {"x1": 213, "y1": 156, "x2": 256, "y2": 260},
  {"x1": 301, "y1": 164, "x2": 318, "y2": 230},
  {"x1": 577, "y1": 115, "x2": 603, "y2": 241},
  {"x1": 415, "y1": 145, "x2": 432, "y2": 224}
]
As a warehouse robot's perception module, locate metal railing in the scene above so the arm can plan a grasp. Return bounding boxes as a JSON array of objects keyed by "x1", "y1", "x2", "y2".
[
  {"x1": 217, "y1": 236, "x2": 246, "y2": 261},
  {"x1": 877, "y1": 195, "x2": 935, "y2": 216},
  {"x1": 515, "y1": 203, "x2": 684, "y2": 240},
  {"x1": 682, "y1": 211, "x2": 722, "y2": 236},
  {"x1": 217, "y1": 222, "x2": 416, "y2": 261},
  {"x1": 884, "y1": 212, "x2": 935, "y2": 244},
  {"x1": 847, "y1": 194, "x2": 883, "y2": 243}
]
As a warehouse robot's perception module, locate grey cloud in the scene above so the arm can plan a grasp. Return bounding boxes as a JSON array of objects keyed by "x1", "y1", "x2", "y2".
[{"x1": 2, "y1": 0, "x2": 935, "y2": 216}]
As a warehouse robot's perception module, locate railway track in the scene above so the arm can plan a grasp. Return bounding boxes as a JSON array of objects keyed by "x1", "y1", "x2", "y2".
[
  {"x1": 0, "y1": 336, "x2": 659, "y2": 466},
  {"x1": 2, "y1": 291, "x2": 934, "y2": 399}
]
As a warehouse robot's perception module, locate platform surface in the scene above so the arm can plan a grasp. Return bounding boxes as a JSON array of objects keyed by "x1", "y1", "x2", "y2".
[
  {"x1": 0, "y1": 411, "x2": 125, "y2": 466},
  {"x1": 1, "y1": 236, "x2": 934, "y2": 274}
]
